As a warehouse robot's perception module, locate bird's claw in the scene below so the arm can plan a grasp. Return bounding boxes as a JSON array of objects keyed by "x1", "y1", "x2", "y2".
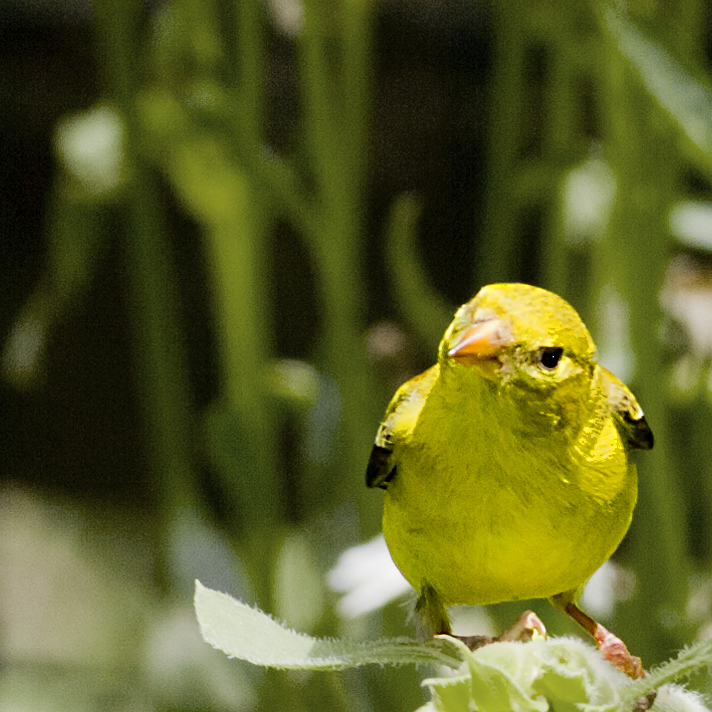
[
  {"x1": 497, "y1": 610, "x2": 547, "y2": 643},
  {"x1": 595, "y1": 625, "x2": 644, "y2": 679},
  {"x1": 453, "y1": 610, "x2": 547, "y2": 651}
]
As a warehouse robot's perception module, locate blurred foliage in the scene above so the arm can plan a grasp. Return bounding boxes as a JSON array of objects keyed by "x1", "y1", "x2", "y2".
[{"x1": 6, "y1": 0, "x2": 712, "y2": 710}]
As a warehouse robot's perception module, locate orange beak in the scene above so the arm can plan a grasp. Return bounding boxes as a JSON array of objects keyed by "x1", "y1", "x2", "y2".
[{"x1": 447, "y1": 319, "x2": 514, "y2": 367}]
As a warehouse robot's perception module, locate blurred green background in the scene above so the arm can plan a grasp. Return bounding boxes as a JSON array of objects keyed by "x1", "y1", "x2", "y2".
[{"x1": 3, "y1": 0, "x2": 712, "y2": 709}]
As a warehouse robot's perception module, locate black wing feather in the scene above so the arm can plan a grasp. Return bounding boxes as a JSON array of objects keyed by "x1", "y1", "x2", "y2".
[
  {"x1": 600, "y1": 367, "x2": 653, "y2": 451},
  {"x1": 366, "y1": 445, "x2": 397, "y2": 489}
]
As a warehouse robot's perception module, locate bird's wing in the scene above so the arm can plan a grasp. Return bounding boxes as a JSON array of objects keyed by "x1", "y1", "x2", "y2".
[
  {"x1": 599, "y1": 367, "x2": 653, "y2": 451},
  {"x1": 365, "y1": 365, "x2": 439, "y2": 489}
]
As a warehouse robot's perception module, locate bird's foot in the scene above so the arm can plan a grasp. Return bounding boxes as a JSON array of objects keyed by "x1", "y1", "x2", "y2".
[
  {"x1": 551, "y1": 595, "x2": 645, "y2": 680},
  {"x1": 497, "y1": 610, "x2": 547, "y2": 643},
  {"x1": 451, "y1": 610, "x2": 547, "y2": 651},
  {"x1": 594, "y1": 624, "x2": 644, "y2": 679}
]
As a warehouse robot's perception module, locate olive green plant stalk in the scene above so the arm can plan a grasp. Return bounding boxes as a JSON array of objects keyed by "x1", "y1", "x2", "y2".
[{"x1": 93, "y1": 0, "x2": 201, "y2": 580}]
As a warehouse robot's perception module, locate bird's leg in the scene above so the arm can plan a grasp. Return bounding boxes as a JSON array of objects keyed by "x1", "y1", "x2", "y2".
[
  {"x1": 418, "y1": 583, "x2": 546, "y2": 651},
  {"x1": 417, "y1": 584, "x2": 494, "y2": 649},
  {"x1": 416, "y1": 584, "x2": 452, "y2": 637},
  {"x1": 550, "y1": 593, "x2": 644, "y2": 679}
]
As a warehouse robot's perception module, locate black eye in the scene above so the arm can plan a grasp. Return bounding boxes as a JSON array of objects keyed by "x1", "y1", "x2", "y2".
[{"x1": 539, "y1": 347, "x2": 563, "y2": 370}]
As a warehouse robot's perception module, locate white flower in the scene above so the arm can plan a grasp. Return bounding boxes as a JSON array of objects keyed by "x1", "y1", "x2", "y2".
[{"x1": 327, "y1": 535, "x2": 411, "y2": 618}]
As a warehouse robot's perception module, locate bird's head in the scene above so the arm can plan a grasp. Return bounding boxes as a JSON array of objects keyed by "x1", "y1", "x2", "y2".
[{"x1": 440, "y1": 283, "x2": 596, "y2": 395}]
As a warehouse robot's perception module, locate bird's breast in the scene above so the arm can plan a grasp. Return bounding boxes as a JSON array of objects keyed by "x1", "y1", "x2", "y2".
[{"x1": 381, "y1": 389, "x2": 636, "y2": 605}]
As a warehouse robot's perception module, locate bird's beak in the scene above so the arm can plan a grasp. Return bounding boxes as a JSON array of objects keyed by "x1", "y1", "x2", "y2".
[{"x1": 447, "y1": 319, "x2": 514, "y2": 372}]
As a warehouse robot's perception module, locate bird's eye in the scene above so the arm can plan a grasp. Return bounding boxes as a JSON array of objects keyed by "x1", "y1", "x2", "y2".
[{"x1": 539, "y1": 347, "x2": 563, "y2": 370}]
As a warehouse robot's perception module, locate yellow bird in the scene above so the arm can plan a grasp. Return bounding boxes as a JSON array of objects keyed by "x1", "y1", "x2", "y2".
[{"x1": 366, "y1": 283, "x2": 652, "y2": 678}]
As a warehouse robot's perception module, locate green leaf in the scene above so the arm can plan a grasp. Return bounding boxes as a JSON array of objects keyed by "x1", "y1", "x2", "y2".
[
  {"x1": 424, "y1": 636, "x2": 712, "y2": 712},
  {"x1": 423, "y1": 673, "x2": 472, "y2": 712},
  {"x1": 424, "y1": 638, "x2": 617, "y2": 712},
  {"x1": 194, "y1": 581, "x2": 466, "y2": 670}
]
